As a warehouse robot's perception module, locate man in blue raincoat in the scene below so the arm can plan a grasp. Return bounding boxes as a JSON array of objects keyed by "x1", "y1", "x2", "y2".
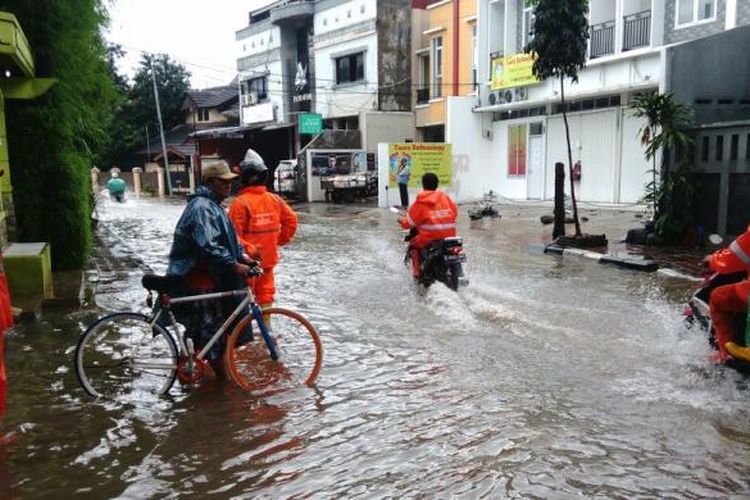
[{"x1": 166, "y1": 159, "x2": 251, "y2": 374}]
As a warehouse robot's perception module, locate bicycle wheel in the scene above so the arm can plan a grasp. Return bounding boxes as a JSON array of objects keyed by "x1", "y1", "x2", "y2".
[
  {"x1": 224, "y1": 307, "x2": 323, "y2": 391},
  {"x1": 75, "y1": 312, "x2": 178, "y2": 401}
]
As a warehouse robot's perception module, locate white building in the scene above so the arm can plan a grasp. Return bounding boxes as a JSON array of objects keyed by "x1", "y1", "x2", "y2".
[
  {"x1": 443, "y1": 0, "x2": 748, "y2": 204},
  {"x1": 233, "y1": 0, "x2": 413, "y2": 169}
]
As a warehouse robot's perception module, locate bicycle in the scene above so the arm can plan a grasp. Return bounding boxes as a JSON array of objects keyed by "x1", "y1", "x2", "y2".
[{"x1": 74, "y1": 267, "x2": 323, "y2": 401}]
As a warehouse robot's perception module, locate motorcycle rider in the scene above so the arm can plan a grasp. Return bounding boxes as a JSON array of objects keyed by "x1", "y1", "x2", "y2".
[
  {"x1": 707, "y1": 223, "x2": 750, "y2": 362},
  {"x1": 228, "y1": 148, "x2": 298, "y2": 326},
  {"x1": 398, "y1": 172, "x2": 458, "y2": 279}
]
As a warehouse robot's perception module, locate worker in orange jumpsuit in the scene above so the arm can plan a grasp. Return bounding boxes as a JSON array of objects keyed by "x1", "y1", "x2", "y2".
[
  {"x1": 398, "y1": 172, "x2": 458, "y2": 278},
  {"x1": 707, "y1": 224, "x2": 750, "y2": 362},
  {"x1": 0, "y1": 250, "x2": 11, "y2": 418},
  {"x1": 228, "y1": 149, "x2": 298, "y2": 324}
]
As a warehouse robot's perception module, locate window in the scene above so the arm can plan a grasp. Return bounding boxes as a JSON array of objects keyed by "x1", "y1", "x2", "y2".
[
  {"x1": 431, "y1": 36, "x2": 443, "y2": 98},
  {"x1": 197, "y1": 108, "x2": 209, "y2": 122},
  {"x1": 335, "y1": 52, "x2": 365, "y2": 84},
  {"x1": 522, "y1": 7, "x2": 535, "y2": 48},
  {"x1": 471, "y1": 25, "x2": 478, "y2": 91},
  {"x1": 245, "y1": 76, "x2": 268, "y2": 102},
  {"x1": 676, "y1": 0, "x2": 715, "y2": 26},
  {"x1": 508, "y1": 125, "x2": 527, "y2": 176}
]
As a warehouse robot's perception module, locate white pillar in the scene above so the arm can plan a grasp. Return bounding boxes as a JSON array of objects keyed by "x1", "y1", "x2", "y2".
[
  {"x1": 90, "y1": 167, "x2": 100, "y2": 195},
  {"x1": 726, "y1": 0, "x2": 738, "y2": 30},
  {"x1": 157, "y1": 167, "x2": 165, "y2": 199},
  {"x1": 132, "y1": 167, "x2": 143, "y2": 199}
]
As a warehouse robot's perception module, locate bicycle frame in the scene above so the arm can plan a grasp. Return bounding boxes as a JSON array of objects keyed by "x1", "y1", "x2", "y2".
[{"x1": 147, "y1": 288, "x2": 279, "y2": 363}]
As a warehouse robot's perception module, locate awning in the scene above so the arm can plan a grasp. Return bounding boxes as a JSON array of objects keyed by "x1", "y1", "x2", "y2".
[{"x1": 189, "y1": 121, "x2": 296, "y2": 139}]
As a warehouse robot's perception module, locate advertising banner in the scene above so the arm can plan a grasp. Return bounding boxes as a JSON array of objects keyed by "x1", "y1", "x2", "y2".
[
  {"x1": 310, "y1": 150, "x2": 367, "y2": 177},
  {"x1": 490, "y1": 52, "x2": 537, "y2": 91},
  {"x1": 388, "y1": 143, "x2": 452, "y2": 188},
  {"x1": 508, "y1": 124, "x2": 527, "y2": 176}
]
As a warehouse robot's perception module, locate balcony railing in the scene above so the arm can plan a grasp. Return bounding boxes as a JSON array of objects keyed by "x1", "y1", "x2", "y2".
[
  {"x1": 416, "y1": 87, "x2": 429, "y2": 105},
  {"x1": 623, "y1": 10, "x2": 651, "y2": 50},
  {"x1": 590, "y1": 20, "x2": 615, "y2": 58}
]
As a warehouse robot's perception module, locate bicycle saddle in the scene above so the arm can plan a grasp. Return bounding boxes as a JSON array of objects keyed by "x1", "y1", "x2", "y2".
[{"x1": 141, "y1": 274, "x2": 183, "y2": 292}]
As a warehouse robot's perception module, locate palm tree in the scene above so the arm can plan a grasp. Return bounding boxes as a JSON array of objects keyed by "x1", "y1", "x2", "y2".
[{"x1": 630, "y1": 92, "x2": 693, "y2": 221}]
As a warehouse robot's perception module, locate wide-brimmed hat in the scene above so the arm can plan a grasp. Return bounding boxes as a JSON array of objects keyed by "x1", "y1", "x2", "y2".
[{"x1": 202, "y1": 159, "x2": 238, "y2": 181}]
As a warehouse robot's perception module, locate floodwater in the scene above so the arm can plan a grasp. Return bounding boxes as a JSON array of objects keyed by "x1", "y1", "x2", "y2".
[{"x1": 2, "y1": 195, "x2": 750, "y2": 498}]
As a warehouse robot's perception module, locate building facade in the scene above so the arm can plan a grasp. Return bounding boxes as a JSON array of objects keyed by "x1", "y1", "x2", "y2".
[
  {"x1": 234, "y1": 0, "x2": 413, "y2": 179},
  {"x1": 440, "y1": 0, "x2": 749, "y2": 204},
  {"x1": 412, "y1": 0, "x2": 478, "y2": 142}
]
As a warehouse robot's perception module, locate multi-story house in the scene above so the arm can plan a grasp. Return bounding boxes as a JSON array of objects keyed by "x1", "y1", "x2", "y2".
[
  {"x1": 412, "y1": 0, "x2": 478, "y2": 142},
  {"x1": 437, "y1": 0, "x2": 750, "y2": 205},
  {"x1": 232, "y1": 0, "x2": 414, "y2": 185}
]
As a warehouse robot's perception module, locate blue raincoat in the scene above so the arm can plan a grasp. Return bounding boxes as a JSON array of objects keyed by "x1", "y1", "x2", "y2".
[{"x1": 166, "y1": 186, "x2": 247, "y2": 360}]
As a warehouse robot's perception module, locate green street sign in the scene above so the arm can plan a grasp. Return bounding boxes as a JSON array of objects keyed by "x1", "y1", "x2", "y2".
[{"x1": 299, "y1": 112, "x2": 322, "y2": 135}]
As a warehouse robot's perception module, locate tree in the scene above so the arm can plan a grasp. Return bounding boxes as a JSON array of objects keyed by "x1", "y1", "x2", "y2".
[
  {"x1": 0, "y1": 0, "x2": 118, "y2": 269},
  {"x1": 630, "y1": 91, "x2": 693, "y2": 217},
  {"x1": 130, "y1": 53, "x2": 191, "y2": 133},
  {"x1": 525, "y1": 0, "x2": 589, "y2": 237},
  {"x1": 630, "y1": 91, "x2": 694, "y2": 242}
]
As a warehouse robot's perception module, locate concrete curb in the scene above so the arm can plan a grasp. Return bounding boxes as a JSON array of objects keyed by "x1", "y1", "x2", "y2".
[{"x1": 543, "y1": 244, "x2": 699, "y2": 280}]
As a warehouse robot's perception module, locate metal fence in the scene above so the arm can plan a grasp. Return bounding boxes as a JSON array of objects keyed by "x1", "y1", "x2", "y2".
[
  {"x1": 678, "y1": 121, "x2": 750, "y2": 236},
  {"x1": 623, "y1": 10, "x2": 651, "y2": 50},
  {"x1": 590, "y1": 20, "x2": 615, "y2": 58}
]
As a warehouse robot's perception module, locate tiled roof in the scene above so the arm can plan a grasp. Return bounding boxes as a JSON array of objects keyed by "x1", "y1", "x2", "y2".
[{"x1": 183, "y1": 85, "x2": 238, "y2": 110}]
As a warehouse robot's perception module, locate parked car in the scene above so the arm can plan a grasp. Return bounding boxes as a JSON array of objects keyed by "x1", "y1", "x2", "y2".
[{"x1": 274, "y1": 159, "x2": 298, "y2": 196}]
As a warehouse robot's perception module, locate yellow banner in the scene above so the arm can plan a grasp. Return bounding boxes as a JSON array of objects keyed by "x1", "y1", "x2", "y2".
[
  {"x1": 388, "y1": 143, "x2": 452, "y2": 188},
  {"x1": 490, "y1": 53, "x2": 537, "y2": 91}
]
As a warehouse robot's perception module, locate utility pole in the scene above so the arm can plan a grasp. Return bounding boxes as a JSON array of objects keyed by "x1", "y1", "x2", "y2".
[
  {"x1": 145, "y1": 124, "x2": 151, "y2": 159},
  {"x1": 150, "y1": 57, "x2": 173, "y2": 195}
]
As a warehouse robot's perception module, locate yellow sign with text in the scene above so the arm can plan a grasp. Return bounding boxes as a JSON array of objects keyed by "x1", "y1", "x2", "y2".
[
  {"x1": 388, "y1": 143, "x2": 452, "y2": 188},
  {"x1": 490, "y1": 53, "x2": 538, "y2": 90}
]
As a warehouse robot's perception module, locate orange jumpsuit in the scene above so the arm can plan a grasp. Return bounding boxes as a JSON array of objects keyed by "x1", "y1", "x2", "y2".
[
  {"x1": 399, "y1": 189, "x2": 458, "y2": 278},
  {"x1": 228, "y1": 186, "x2": 298, "y2": 305},
  {"x1": 0, "y1": 252, "x2": 12, "y2": 417},
  {"x1": 709, "y1": 224, "x2": 750, "y2": 360}
]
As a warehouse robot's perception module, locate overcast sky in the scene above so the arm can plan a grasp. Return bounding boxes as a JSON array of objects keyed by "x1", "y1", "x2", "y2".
[{"x1": 105, "y1": 0, "x2": 272, "y2": 89}]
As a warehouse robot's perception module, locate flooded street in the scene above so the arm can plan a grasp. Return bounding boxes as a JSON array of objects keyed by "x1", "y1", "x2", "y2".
[{"x1": 3, "y1": 196, "x2": 750, "y2": 498}]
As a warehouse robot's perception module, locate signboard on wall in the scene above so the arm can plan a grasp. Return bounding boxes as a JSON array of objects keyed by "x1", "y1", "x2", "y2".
[
  {"x1": 299, "y1": 113, "x2": 322, "y2": 135},
  {"x1": 387, "y1": 143, "x2": 452, "y2": 188},
  {"x1": 490, "y1": 53, "x2": 537, "y2": 90},
  {"x1": 310, "y1": 150, "x2": 367, "y2": 176}
]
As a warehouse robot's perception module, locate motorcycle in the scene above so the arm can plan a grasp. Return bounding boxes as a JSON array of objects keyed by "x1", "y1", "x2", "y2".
[
  {"x1": 390, "y1": 207, "x2": 468, "y2": 291},
  {"x1": 403, "y1": 228, "x2": 468, "y2": 291},
  {"x1": 685, "y1": 270, "x2": 750, "y2": 372}
]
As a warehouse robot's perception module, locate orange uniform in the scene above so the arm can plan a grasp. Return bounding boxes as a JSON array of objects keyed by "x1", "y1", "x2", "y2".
[
  {"x1": 228, "y1": 186, "x2": 298, "y2": 305},
  {"x1": 709, "y1": 224, "x2": 750, "y2": 360},
  {"x1": 399, "y1": 190, "x2": 458, "y2": 277}
]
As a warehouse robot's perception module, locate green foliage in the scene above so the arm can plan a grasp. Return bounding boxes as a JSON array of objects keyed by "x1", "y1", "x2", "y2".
[
  {"x1": 131, "y1": 53, "x2": 191, "y2": 132},
  {"x1": 524, "y1": 0, "x2": 589, "y2": 82},
  {"x1": 0, "y1": 0, "x2": 118, "y2": 269},
  {"x1": 630, "y1": 91, "x2": 693, "y2": 240},
  {"x1": 99, "y1": 52, "x2": 191, "y2": 169},
  {"x1": 652, "y1": 164, "x2": 696, "y2": 244}
]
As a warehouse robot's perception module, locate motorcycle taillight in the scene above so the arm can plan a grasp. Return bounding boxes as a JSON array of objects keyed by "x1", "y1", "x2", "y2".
[{"x1": 450, "y1": 246, "x2": 463, "y2": 255}]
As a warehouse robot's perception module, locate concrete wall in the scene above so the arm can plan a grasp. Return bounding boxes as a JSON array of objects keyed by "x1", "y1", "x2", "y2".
[
  {"x1": 236, "y1": 24, "x2": 281, "y2": 61},
  {"x1": 314, "y1": 0, "x2": 377, "y2": 36},
  {"x1": 377, "y1": 0, "x2": 412, "y2": 111},
  {"x1": 664, "y1": 0, "x2": 726, "y2": 44},
  {"x1": 667, "y1": 24, "x2": 750, "y2": 124},
  {"x1": 740, "y1": 0, "x2": 750, "y2": 25},
  {"x1": 314, "y1": 32, "x2": 378, "y2": 118},
  {"x1": 359, "y1": 111, "x2": 414, "y2": 152},
  {"x1": 445, "y1": 97, "x2": 495, "y2": 202}
]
